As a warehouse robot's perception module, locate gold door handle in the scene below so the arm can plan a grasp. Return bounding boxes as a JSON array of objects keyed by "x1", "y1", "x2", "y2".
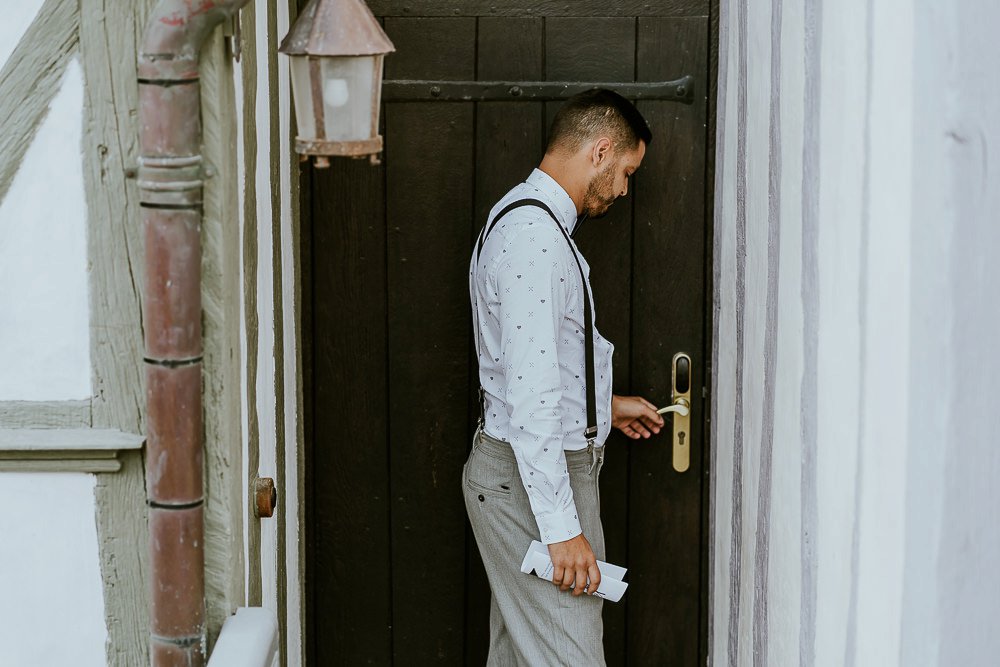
[
  {"x1": 668, "y1": 353, "x2": 692, "y2": 472},
  {"x1": 656, "y1": 399, "x2": 690, "y2": 417}
]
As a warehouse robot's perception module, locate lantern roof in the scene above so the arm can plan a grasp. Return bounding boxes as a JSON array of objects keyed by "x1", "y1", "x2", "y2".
[{"x1": 279, "y1": 0, "x2": 395, "y2": 57}]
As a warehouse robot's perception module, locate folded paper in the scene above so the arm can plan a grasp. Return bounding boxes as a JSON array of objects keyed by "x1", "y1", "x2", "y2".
[{"x1": 519, "y1": 540, "x2": 629, "y2": 603}]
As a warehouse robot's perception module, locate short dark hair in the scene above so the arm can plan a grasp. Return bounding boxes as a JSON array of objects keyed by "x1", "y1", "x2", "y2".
[{"x1": 546, "y1": 88, "x2": 653, "y2": 155}]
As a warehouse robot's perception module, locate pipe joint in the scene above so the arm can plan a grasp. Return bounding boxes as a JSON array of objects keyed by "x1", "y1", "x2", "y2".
[
  {"x1": 138, "y1": 157, "x2": 204, "y2": 207},
  {"x1": 138, "y1": 57, "x2": 201, "y2": 84}
]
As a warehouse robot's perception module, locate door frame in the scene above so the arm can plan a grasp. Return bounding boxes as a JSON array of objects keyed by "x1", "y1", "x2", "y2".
[
  {"x1": 702, "y1": 3, "x2": 720, "y2": 662},
  {"x1": 296, "y1": 2, "x2": 721, "y2": 662}
]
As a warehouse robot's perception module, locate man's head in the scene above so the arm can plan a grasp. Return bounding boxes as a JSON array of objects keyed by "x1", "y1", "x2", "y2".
[{"x1": 543, "y1": 89, "x2": 652, "y2": 218}]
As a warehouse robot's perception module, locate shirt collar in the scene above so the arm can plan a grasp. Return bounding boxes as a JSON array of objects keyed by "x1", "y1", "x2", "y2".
[{"x1": 525, "y1": 168, "x2": 580, "y2": 234}]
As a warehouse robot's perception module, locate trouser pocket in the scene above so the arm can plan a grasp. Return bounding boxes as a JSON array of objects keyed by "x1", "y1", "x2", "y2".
[{"x1": 465, "y1": 443, "x2": 515, "y2": 498}]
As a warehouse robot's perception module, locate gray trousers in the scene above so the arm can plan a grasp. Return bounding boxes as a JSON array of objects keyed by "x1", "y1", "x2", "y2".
[{"x1": 463, "y1": 429, "x2": 607, "y2": 667}]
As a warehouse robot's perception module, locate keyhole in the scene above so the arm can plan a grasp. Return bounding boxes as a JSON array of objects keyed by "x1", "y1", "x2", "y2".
[{"x1": 678, "y1": 431, "x2": 686, "y2": 446}]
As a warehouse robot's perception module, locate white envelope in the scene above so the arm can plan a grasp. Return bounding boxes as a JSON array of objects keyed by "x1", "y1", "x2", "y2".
[{"x1": 519, "y1": 540, "x2": 629, "y2": 603}]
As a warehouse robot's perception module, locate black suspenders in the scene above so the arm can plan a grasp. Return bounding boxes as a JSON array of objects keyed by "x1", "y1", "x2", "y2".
[{"x1": 474, "y1": 198, "x2": 599, "y2": 445}]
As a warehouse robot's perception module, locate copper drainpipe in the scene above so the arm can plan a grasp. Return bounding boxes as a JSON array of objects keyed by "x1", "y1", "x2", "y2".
[{"x1": 138, "y1": 0, "x2": 251, "y2": 664}]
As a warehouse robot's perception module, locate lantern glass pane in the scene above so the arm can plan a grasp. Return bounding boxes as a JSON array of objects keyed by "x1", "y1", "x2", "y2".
[
  {"x1": 319, "y1": 55, "x2": 377, "y2": 142},
  {"x1": 289, "y1": 56, "x2": 317, "y2": 140}
]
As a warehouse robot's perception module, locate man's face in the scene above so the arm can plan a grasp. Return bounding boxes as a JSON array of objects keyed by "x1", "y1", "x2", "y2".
[{"x1": 581, "y1": 140, "x2": 646, "y2": 219}]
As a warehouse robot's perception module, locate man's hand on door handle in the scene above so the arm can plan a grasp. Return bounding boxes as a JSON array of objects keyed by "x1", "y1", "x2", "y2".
[{"x1": 611, "y1": 395, "x2": 664, "y2": 439}]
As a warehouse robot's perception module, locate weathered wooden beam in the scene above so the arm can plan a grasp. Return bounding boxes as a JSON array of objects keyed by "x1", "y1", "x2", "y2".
[
  {"x1": 0, "y1": 399, "x2": 91, "y2": 428},
  {"x1": 200, "y1": 23, "x2": 248, "y2": 654},
  {"x1": 0, "y1": 0, "x2": 79, "y2": 204},
  {"x1": 238, "y1": 1, "x2": 265, "y2": 613},
  {"x1": 79, "y1": 0, "x2": 155, "y2": 663}
]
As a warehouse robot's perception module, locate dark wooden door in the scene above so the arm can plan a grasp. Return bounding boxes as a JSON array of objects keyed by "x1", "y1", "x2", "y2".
[{"x1": 303, "y1": 1, "x2": 714, "y2": 664}]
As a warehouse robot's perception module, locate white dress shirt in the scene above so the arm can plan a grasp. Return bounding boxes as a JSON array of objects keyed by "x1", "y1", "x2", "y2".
[{"x1": 469, "y1": 168, "x2": 614, "y2": 544}]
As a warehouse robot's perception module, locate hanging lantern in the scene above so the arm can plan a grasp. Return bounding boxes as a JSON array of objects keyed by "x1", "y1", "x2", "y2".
[{"x1": 279, "y1": 0, "x2": 395, "y2": 167}]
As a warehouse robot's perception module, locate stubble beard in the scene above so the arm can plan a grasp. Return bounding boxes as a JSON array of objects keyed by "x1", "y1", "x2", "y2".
[{"x1": 582, "y1": 160, "x2": 619, "y2": 219}]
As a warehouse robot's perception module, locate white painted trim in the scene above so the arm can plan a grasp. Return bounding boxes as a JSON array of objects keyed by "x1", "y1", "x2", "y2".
[
  {"x1": 252, "y1": 2, "x2": 280, "y2": 626},
  {"x1": 207, "y1": 607, "x2": 279, "y2": 667},
  {"x1": 233, "y1": 13, "x2": 251, "y2": 607},
  {"x1": 276, "y1": 1, "x2": 303, "y2": 663},
  {"x1": 0, "y1": 428, "x2": 143, "y2": 472},
  {"x1": 0, "y1": 428, "x2": 143, "y2": 450}
]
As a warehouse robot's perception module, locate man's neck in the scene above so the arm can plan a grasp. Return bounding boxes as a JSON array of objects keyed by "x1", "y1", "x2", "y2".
[{"x1": 537, "y1": 156, "x2": 585, "y2": 215}]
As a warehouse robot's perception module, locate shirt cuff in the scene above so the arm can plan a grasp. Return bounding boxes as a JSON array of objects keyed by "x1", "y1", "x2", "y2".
[{"x1": 535, "y1": 504, "x2": 583, "y2": 545}]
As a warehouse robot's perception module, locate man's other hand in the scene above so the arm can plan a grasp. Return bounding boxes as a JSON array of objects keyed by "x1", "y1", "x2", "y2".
[
  {"x1": 611, "y1": 394, "x2": 664, "y2": 439},
  {"x1": 548, "y1": 533, "x2": 600, "y2": 596}
]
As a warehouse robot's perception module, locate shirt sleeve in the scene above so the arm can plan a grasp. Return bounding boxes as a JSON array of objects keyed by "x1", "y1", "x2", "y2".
[{"x1": 494, "y1": 224, "x2": 582, "y2": 544}]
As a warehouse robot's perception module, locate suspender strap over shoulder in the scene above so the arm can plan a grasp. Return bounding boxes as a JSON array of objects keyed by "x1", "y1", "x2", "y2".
[{"x1": 474, "y1": 198, "x2": 598, "y2": 444}]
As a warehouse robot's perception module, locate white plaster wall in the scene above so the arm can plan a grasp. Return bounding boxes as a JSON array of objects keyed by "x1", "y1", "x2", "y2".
[
  {"x1": 0, "y1": 0, "x2": 45, "y2": 69},
  {"x1": 0, "y1": 472, "x2": 107, "y2": 666},
  {"x1": 711, "y1": 0, "x2": 999, "y2": 665},
  {"x1": 0, "y1": 59, "x2": 91, "y2": 401},
  {"x1": 903, "y1": 2, "x2": 1000, "y2": 664}
]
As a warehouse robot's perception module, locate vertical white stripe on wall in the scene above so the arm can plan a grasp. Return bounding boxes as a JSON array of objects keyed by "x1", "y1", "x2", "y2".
[
  {"x1": 767, "y1": 0, "x2": 805, "y2": 661},
  {"x1": 852, "y1": 0, "x2": 912, "y2": 664},
  {"x1": 711, "y1": 0, "x2": 739, "y2": 661},
  {"x1": 738, "y1": 0, "x2": 772, "y2": 663},
  {"x1": 935, "y1": 3, "x2": 1000, "y2": 660},
  {"x1": 898, "y1": 4, "x2": 954, "y2": 663},
  {"x1": 232, "y1": 40, "x2": 251, "y2": 604},
  {"x1": 254, "y1": 6, "x2": 280, "y2": 621},
  {"x1": 813, "y1": 0, "x2": 866, "y2": 661},
  {"x1": 276, "y1": 2, "x2": 302, "y2": 664}
]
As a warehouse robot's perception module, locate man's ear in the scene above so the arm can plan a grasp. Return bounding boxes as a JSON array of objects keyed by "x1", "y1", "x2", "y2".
[{"x1": 591, "y1": 137, "x2": 613, "y2": 167}]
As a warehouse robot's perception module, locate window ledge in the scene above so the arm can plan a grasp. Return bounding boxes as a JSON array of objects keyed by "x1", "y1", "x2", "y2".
[{"x1": 0, "y1": 428, "x2": 145, "y2": 473}]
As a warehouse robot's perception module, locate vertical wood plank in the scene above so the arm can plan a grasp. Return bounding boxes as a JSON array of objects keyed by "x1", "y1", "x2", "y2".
[
  {"x1": 200, "y1": 26, "x2": 248, "y2": 652},
  {"x1": 294, "y1": 4, "x2": 316, "y2": 665},
  {"x1": 543, "y1": 17, "x2": 639, "y2": 141},
  {"x1": 466, "y1": 16, "x2": 546, "y2": 665},
  {"x1": 475, "y1": 18, "x2": 545, "y2": 224},
  {"x1": 545, "y1": 18, "x2": 637, "y2": 82},
  {"x1": 544, "y1": 17, "x2": 637, "y2": 666},
  {"x1": 386, "y1": 99, "x2": 475, "y2": 663},
  {"x1": 79, "y1": 1, "x2": 154, "y2": 663},
  {"x1": 262, "y1": 3, "x2": 290, "y2": 661},
  {"x1": 384, "y1": 17, "x2": 477, "y2": 80},
  {"x1": 311, "y1": 158, "x2": 391, "y2": 664},
  {"x1": 299, "y1": 163, "x2": 317, "y2": 666},
  {"x1": 283, "y1": 3, "x2": 309, "y2": 664},
  {"x1": 238, "y1": 3, "x2": 264, "y2": 609},
  {"x1": 629, "y1": 16, "x2": 708, "y2": 666},
  {"x1": 384, "y1": 15, "x2": 477, "y2": 664},
  {"x1": 300, "y1": 158, "x2": 316, "y2": 664}
]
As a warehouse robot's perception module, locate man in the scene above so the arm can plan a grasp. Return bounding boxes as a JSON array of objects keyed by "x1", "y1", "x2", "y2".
[{"x1": 464, "y1": 89, "x2": 665, "y2": 665}]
